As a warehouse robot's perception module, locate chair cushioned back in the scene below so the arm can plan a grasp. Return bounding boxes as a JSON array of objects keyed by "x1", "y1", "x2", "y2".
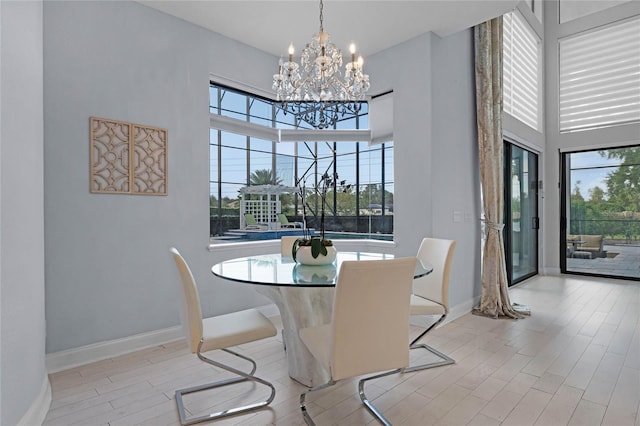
[
  {"x1": 281, "y1": 236, "x2": 299, "y2": 257},
  {"x1": 330, "y1": 257, "x2": 416, "y2": 380},
  {"x1": 170, "y1": 248, "x2": 204, "y2": 353},
  {"x1": 413, "y1": 238, "x2": 456, "y2": 308},
  {"x1": 200, "y1": 309, "x2": 277, "y2": 352}
]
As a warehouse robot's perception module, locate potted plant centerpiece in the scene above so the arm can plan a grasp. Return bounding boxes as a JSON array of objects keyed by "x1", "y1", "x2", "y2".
[{"x1": 292, "y1": 172, "x2": 338, "y2": 265}]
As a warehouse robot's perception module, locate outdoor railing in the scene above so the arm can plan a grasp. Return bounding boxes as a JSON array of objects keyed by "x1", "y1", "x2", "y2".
[{"x1": 569, "y1": 218, "x2": 640, "y2": 245}]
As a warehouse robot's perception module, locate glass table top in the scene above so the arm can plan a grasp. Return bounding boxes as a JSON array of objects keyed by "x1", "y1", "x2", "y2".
[{"x1": 211, "y1": 251, "x2": 433, "y2": 287}]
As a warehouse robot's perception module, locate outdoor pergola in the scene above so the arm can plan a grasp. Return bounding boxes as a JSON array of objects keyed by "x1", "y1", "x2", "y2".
[{"x1": 239, "y1": 184, "x2": 299, "y2": 230}]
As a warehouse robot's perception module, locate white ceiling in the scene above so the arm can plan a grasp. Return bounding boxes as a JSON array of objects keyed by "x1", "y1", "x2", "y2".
[{"x1": 138, "y1": 1, "x2": 520, "y2": 57}]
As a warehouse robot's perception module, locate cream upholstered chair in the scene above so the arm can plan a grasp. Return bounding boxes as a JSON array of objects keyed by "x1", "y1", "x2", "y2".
[
  {"x1": 299, "y1": 257, "x2": 417, "y2": 425},
  {"x1": 170, "y1": 248, "x2": 277, "y2": 425},
  {"x1": 406, "y1": 237, "x2": 456, "y2": 372},
  {"x1": 281, "y1": 236, "x2": 300, "y2": 258}
]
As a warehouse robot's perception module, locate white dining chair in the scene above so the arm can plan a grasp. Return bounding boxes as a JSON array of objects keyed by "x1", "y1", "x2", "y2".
[
  {"x1": 406, "y1": 237, "x2": 456, "y2": 372},
  {"x1": 170, "y1": 247, "x2": 277, "y2": 425},
  {"x1": 298, "y1": 257, "x2": 417, "y2": 425},
  {"x1": 280, "y1": 235, "x2": 300, "y2": 258}
]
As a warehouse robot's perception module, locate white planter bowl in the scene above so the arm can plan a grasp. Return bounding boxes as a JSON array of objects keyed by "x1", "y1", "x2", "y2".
[{"x1": 295, "y1": 245, "x2": 337, "y2": 266}]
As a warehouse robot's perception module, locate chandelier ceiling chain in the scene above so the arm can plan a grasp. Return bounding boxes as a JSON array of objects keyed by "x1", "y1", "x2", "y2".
[{"x1": 272, "y1": 0, "x2": 370, "y2": 129}]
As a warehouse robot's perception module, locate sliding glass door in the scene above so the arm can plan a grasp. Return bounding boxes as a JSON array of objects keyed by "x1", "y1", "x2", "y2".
[
  {"x1": 561, "y1": 146, "x2": 640, "y2": 280},
  {"x1": 504, "y1": 143, "x2": 539, "y2": 285}
]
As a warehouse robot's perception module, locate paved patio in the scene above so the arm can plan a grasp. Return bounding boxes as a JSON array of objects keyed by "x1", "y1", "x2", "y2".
[{"x1": 567, "y1": 243, "x2": 640, "y2": 278}]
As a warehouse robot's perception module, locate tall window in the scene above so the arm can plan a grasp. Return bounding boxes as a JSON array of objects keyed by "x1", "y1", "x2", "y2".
[
  {"x1": 503, "y1": 10, "x2": 542, "y2": 131},
  {"x1": 561, "y1": 145, "x2": 640, "y2": 280},
  {"x1": 209, "y1": 83, "x2": 393, "y2": 241},
  {"x1": 559, "y1": 16, "x2": 640, "y2": 133}
]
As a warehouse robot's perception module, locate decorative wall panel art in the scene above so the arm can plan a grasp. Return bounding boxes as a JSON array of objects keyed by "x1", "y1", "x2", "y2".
[{"x1": 90, "y1": 117, "x2": 167, "y2": 195}]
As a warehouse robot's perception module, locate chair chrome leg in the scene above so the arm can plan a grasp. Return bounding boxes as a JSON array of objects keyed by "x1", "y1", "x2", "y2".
[
  {"x1": 220, "y1": 347, "x2": 257, "y2": 375},
  {"x1": 175, "y1": 340, "x2": 276, "y2": 426},
  {"x1": 300, "y1": 369, "x2": 403, "y2": 426},
  {"x1": 300, "y1": 381, "x2": 336, "y2": 426},
  {"x1": 405, "y1": 313, "x2": 455, "y2": 372},
  {"x1": 358, "y1": 369, "x2": 403, "y2": 426},
  {"x1": 404, "y1": 343, "x2": 455, "y2": 372}
]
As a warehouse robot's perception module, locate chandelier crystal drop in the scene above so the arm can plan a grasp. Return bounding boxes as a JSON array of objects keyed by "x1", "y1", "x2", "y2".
[{"x1": 272, "y1": 0, "x2": 370, "y2": 129}]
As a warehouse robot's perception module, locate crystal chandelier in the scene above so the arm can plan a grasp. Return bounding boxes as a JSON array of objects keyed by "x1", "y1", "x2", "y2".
[{"x1": 272, "y1": 0, "x2": 370, "y2": 129}]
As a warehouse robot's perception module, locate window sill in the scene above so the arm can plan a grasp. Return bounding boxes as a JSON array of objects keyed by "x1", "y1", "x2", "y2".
[{"x1": 208, "y1": 238, "x2": 396, "y2": 253}]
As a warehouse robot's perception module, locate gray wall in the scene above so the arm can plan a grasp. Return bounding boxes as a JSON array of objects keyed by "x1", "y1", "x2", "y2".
[
  {"x1": 430, "y1": 30, "x2": 482, "y2": 303},
  {"x1": 43, "y1": 1, "x2": 275, "y2": 353},
  {"x1": 1, "y1": 1, "x2": 47, "y2": 424},
  {"x1": 367, "y1": 30, "x2": 482, "y2": 307},
  {"x1": 367, "y1": 34, "x2": 434, "y2": 256}
]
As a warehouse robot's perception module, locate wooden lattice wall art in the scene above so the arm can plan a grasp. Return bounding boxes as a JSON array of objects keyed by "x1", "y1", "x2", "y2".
[{"x1": 90, "y1": 117, "x2": 167, "y2": 195}]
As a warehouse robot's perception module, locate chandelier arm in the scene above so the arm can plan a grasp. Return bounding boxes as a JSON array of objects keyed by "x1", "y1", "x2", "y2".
[
  {"x1": 291, "y1": 73, "x2": 313, "y2": 93},
  {"x1": 323, "y1": 75, "x2": 352, "y2": 93}
]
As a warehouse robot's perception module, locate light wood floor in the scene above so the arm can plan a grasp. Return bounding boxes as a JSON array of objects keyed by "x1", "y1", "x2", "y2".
[{"x1": 44, "y1": 275, "x2": 640, "y2": 425}]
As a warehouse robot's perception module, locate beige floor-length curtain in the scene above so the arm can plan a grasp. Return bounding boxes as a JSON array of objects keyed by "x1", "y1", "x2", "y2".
[{"x1": 473, "y1": 17, "x2": 521, "y2": 319}]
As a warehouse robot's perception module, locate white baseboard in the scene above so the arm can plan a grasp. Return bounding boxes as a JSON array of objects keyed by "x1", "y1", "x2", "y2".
[
  {"x1": 45, "y1": 297, "x2": 470, "y2": 375},
  {"x1": 448, "y1": 296, "x2": 481, "y2": 322},
  {"x1": 544, "y1": 267, "x2": 562, "y2": 275},
  {"x1": 409, "y1": 296, "x2": 479, "y2": 328},
  {"x1": 46, "y1": 304, "x2": 279, "y2": 374},
  {"x1": 17, "y1": 374, "x2": 51, "y2": 426},
  {"x1": 46, "y1": 326, "x2": 183, "y2": 374}
]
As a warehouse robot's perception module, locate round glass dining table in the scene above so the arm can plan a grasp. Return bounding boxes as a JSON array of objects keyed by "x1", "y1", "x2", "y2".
[
  {"x1": 211, "y1": 251, "x2": 433, "y2": 287},
  {"x1": 211, "y1": 252, "x2": 432, "y2": 387}
]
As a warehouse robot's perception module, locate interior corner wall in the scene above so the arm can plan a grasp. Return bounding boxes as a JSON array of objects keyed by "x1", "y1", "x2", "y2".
[
  {"x1": 430, "y1": 29, "x2": 482, "y2": 304},
  {"x1": 43, "y1": 0, "x2": 276, "y2": 354},
  {"x1": 367, "y1": 29, "x2": 482, "y2": 308},
  {"x1": 1, "y1": 1, "x2": 47, "y2": 425},
  {"x1": 367, "y1": 34, "x2": 434, "y2": 256}
]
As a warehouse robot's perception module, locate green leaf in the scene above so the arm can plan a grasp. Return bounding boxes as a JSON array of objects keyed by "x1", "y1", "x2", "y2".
[
  {"x1": 310, "y1": 238, "x2": 323, "y2": 258},
  {"x1": 292, "y1": 239, "x2": 300, "y2": 261}
]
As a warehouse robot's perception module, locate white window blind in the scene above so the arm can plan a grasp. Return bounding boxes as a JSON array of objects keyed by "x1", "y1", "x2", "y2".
[
  {"x1": 369, "y1": 93, "x2": 394, "y2": 145},
  {"x1": 559, "y1": 16, "x2": 640, "y2": 133},
  {"x1": 503, "y1": 10, "x2": 542, "y2": 131}
]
